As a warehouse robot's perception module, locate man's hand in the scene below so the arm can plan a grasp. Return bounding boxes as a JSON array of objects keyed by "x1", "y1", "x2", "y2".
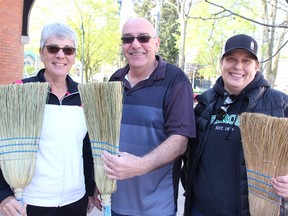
[
  {"x1": 101, "y1": 151, "x2": 145, "y2": 180},
  {"x1": 272, "y1": 175, "x2": 288, "y2": 199},
  {"x1": 101, "y1": 135, "x2": 188, "y2": 180}
]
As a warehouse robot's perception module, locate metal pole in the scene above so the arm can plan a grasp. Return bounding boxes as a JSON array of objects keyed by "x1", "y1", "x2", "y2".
[
  {"x1": 192, "y1": 68, "x2": 195, "y2": 89},
  {"x1": 81, "y1": 19, "x2": 85, "y2": 83},
  {"x1": 155, "y1": 0, "x2": 162, "y2": 35}
]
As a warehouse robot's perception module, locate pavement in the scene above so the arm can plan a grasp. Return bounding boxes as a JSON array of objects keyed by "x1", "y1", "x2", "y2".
[
  {"x1": 88, "y1": 184, "x2": 185, "y2": 216},
  {"x1": 0, "y1": 182, "x2": 184, "y2": 216}
]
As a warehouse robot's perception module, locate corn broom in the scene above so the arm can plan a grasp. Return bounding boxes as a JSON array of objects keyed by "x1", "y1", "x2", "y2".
[
  {"x1": 0, "y1": 82, "x2": 48, "y2": 205},
  {"x1": 79, "y1": 82, "x2": 123, "y2": 216},
  {"x1": 240, "y1": 112, "x2": 288, "y2": 216}
]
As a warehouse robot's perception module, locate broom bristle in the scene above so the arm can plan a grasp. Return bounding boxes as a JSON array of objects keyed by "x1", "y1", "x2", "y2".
[
  {"x1": 240, "y1": 112, "x2": 288, "y2": 216},
  {"x1": 79, "y1": 82, "x2": 122, "y2": 195},
  {"x1": 0, "y1": 83, "x2": 48, "y2": 200}
]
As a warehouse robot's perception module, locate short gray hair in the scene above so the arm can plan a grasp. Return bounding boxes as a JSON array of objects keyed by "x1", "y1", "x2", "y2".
[{"x1": 40, "y1": 22, "x2": 78, "y2": 49}]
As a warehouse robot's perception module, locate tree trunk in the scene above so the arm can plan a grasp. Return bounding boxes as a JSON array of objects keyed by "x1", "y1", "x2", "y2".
[
  {"x1": 260, "y1": 0, "x2": 269, "y2": 74},
  {"x1": 179, "y1": 12, "x2": 187, "y2": 70},
  {"x1": 269, "y1": 14, "x2": 288, "y2": 86},
  {"x1": 265, "y1": 0, "x2": 277, "y2": 86}
]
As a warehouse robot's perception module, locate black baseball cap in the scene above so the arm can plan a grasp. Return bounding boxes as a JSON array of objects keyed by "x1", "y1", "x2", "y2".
[{"x1": 221, "y1": 34, "x2": 258, "y2": 60}]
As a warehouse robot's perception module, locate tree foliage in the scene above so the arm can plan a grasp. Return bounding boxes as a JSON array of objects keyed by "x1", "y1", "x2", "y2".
[
  {"x1": 259, "y1": 0, "x2": 288, "y2": 86},
  {"x1": 133, "y1": 0, "x2": 179, "y2": 64},
  {"x1": 185, "y1": 0, "x2": 288, "y2": 87},
  {"x1": 162, "y1": 0, "x2": 194, "y2": 69},
  {"x1": 67, "y1": 0, "x2": 121, "y2": 82},
  {"x1": 186, "y1": 0, "x2": 257, "y2": 81},
  {"x1": 159, "y1": 0, "x2": 179, "y2": 64},
  {"x1": 26, "y1": 0, "x2": 121, "y2": 83},
  {"x1": 28, "y1": 0, "x2": 288, "y2": 87},
  {"x1": 135, "y1": 0, "x2": 288, "y2": 87}
]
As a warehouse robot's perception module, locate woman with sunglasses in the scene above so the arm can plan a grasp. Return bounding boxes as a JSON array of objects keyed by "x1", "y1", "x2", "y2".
[{"x1": 0, "y1": 22, "x2": 95, "y2": 216}]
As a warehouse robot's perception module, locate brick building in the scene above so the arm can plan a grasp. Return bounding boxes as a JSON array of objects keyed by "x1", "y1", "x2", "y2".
[{"x1": 0, "y1": 0, "x2": 34, "y2": 84}]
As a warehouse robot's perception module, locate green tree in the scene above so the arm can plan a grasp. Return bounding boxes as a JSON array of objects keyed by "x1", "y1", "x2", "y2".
[
  {"x1": 133, "y1": 0, "x2": 179, "y2": 64},
  {"x1": 159, "y1": 0, "x2": 179, "y2": 64},
  {"x1": 67, "y1": 0, "x2": 121, "y2": 82},
  {"x1": 26, "y1": 0, "x2": 121, "y2": 83},
  {"x1": 199, "y1": 0, "x2": 288, "y2": 87},
  {"x1": 259, "y1": 0, "x2": 288, "y2": 86},
  {"x1": 165, "y1": 0, "x2": 194, "y2": 69},
  {"x1": 185, "y1": 0, "x2": 258, "y2": 83},
  {"x1": 133, "y1": 0, "x2": 154, "y2": 20},
  {"x1": 24, "y1": 65, "x2": 36, "y2": 76}
]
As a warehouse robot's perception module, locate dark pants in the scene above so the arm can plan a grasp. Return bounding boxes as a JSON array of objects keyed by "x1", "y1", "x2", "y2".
[{"x1": 27, "y1": 195, "x2": 88, "y2": 216}]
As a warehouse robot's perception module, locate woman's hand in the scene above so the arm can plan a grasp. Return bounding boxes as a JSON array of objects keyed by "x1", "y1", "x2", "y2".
[
  {"x1": 0, "y1": 196, "x2": 27, "y2": 216},
  {"x1": 87, "y1": 196, "x2": 94, "y2": 213},
  {"x1": 93, "y1": 185, "x2": 102, "y2": 211}
]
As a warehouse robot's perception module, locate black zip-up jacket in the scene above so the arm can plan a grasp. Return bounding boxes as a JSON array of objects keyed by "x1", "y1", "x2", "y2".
[
  {"x1": 0, "y1": 69, "x2": 95, "y2": 203},
  {"x1": 183, "y1": 72, "x2": 288, "y2": 216}
]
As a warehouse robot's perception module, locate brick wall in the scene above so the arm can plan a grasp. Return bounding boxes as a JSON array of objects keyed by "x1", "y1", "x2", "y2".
[{"x1": 0, "y1": 0, "x2": 24, "y2": 84}]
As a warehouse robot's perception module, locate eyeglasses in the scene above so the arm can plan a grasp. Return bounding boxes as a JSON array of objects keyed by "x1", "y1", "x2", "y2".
[
  {"x1": 45, "y1": 45, "x2": 76, "y2": 55},
  {"x1": 121, "y1": 35, "x2": 156, "y2": 44}
]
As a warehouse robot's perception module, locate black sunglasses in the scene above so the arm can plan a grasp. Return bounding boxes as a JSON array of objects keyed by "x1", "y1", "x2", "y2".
[
  {"x1": 45, "y1": 45, "x2": 76, "y2": 55},
  {"x1": 121, "y1": 35, "x2": 156, "y2": 44}
]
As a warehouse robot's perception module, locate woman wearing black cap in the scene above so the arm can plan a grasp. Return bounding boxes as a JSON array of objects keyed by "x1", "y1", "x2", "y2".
[{"x1": 182, "y1": 34, "x2": 288, "y2": 216}]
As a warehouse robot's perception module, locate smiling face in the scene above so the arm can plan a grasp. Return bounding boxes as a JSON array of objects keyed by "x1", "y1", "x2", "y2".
[
  {"x1": 121, "y1": 17, "x2": 160, "y2": 71},
  {"x1": 40, "y1": 36, "x2": 75, "y2": 79},
  {"x1": 220, "y1": 49, "x2": 259, "y2": 95}
]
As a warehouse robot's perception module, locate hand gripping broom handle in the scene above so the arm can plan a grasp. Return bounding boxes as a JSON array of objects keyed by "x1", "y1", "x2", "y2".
[
  {"x1": 14, "y1": 188, "x2": 24, "y2": 215},
  {"x1": 101, "y1": 194, "x2": 112, "y2": 216}
]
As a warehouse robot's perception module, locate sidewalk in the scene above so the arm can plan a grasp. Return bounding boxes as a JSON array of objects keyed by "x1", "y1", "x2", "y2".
[
  {"x1": 0, "y1": 185, "x2": 184, "y2": 216},
  {"x1": 88, "y1": 184, "x2": 185, "y2": 216}
]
